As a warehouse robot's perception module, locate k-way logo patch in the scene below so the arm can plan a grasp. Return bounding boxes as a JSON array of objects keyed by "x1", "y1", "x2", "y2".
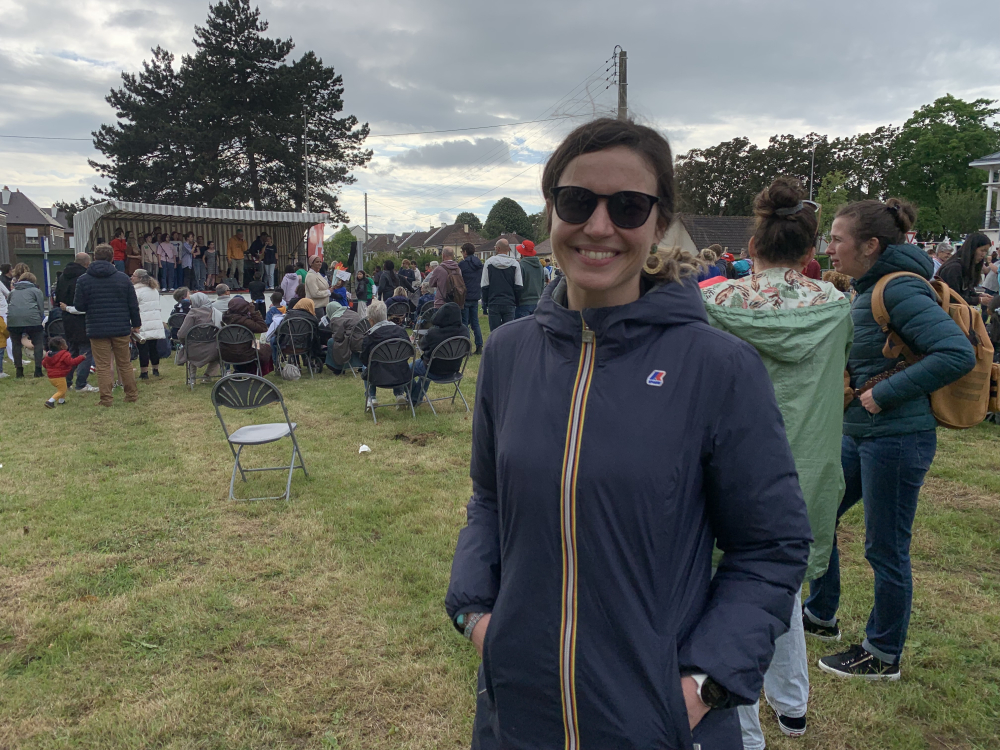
[{"x1": 646, "y1": 370, "x2": 666, "y2": 387}]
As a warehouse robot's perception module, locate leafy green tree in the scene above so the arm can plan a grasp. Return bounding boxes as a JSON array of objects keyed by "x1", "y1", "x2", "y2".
[
  {"x1": 528, "y1": 211, "x2": 549, "y2": 242},
  {"x1": 814, "y1": 170, "x2": 850, "y2": 238},
  {"x1": 92, "y1": 0, "x2": 370, "y2": 219},
  {"x1": 323, "y1": 224, "x2": 355, "y2": 265},
  {"x1": 891, "y1": 95, "x2": 1000, "y2": 213},
  {"x1": 453, "y1": 212, "x2": 482, "y2": 233},
  {"x1": 482, "y1": 197, "x2": 533, "y2": 239},
  {"x1": 937, "y1": 185, "x2": 985, "y2": 236}
]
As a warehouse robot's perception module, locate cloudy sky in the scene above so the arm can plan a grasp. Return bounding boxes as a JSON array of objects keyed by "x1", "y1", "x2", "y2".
[{"x1": 1, "y1": 0, "x2": 998, "y2": 235}]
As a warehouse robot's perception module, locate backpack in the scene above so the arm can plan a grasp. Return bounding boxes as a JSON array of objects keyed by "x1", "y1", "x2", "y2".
[
  {"x1": 732, "y1": 259, "x2": 752, "y2": 278},
  {"x1": 280, "y1": 362, "x2": 301, "y2": 381},
  {"x1": 444, "y1": 267, "x2": 467, "y2": 308},
  {"x1": 871, "y1": 271, "x2": 995, "y2": 429}
]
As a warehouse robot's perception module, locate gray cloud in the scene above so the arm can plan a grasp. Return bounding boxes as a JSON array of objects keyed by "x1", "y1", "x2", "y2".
[
  {"x1": 106, "y1": 9, "x2": 163, "y2": 28},
  {"x1": 391, "y1": 138, "x2": 511, "y2": 168}
]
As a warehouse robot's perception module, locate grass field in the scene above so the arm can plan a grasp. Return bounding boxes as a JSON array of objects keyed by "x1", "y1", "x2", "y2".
[{"x1": 1, "y1": 324, "x2": 999, "y2": 749}]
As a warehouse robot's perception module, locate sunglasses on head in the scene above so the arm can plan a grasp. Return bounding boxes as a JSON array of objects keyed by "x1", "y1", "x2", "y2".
[{"x1": 549, "y1": 186, "x2": 660, "y2": 230}]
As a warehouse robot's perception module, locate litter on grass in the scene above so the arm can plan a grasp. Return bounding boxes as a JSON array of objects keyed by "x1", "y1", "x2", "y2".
[{"x1": 359, "y1": 444, "x2": 371, "y2": 454}]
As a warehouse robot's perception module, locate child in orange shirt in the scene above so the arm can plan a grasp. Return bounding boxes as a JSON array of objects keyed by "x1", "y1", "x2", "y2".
[{"x1": 41, "y1": 337, "x2": 86, "y2": 408}]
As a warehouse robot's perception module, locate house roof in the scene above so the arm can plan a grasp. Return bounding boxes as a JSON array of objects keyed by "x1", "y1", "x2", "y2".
[
  {"x1": 677, "y1": 215, "x2": 754, "y2": 252},
  {"x1": 44, "y1": 206, "x2": 72, "y2": 232},
  {"x1": 534, "y1": 238, "x2": 552, "y2": 256},
  {"x1": 364, "y1": 233, "x2": 400, "y2": 255},
  {"x1": 970, "y1": 152, "x2": 1000, "y2": 169},
  {"x1": 0, "y1": 188, "x2": 64, "y2": 228},
  {"x1": 398, "y1": 230, "x2": 433, "y2": 251},
  {"x1": 425, "y1": 223, "x2": 485, "y2": 248}
]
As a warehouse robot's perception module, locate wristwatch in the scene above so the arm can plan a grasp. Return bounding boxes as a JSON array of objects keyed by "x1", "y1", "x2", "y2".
[
  {"x1": 454, "y1": 612, "x2": 487, "y2": 640},
  {"x1": 689, "y1": 673, "x2": 732, "y2": 710}
]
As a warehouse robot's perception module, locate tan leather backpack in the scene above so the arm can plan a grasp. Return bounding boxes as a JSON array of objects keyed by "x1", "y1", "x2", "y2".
[{"x1": 871, "y1": 272, "x2": 995, "y2": 429}]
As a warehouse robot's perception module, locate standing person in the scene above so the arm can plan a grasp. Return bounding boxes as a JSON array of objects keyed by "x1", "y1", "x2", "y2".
[
  {"x1": 0, "y1": 275, "x2": 8, "y2": 378},
  {"x1": 55, "y1": 252, "x2": 99, "y2": 393},
  {"x1": 157, "y1": 233, "x2": 177, "y2": 291},
  {"x1": 305, "y1": 255, "x2": 331, "y2": 309},
  {"x1": 227, "y1": 229, "x2": 247, "y2": 288},
  {"x1": 446, "y1": 118, "x2": 812, "y2": 749},
  {"x1": 110, "y1": 228, "x2": 128, "y2": 272},
  {"x1": 808, "y1": 199, "x2": 976, "y2": 679},
  {"x1": 936, "y1": 232, "x2": 993, "y2": 308},
  {"x1": 372, "y1": 263, "x2": 383, "y2": 288},
  {"x1": 280, "y1": 264, "x2": 300, "y2": 303},
  {"x1": 247, "y1": 272, "x2": 267, "y2": 318},
  {"x1": 191, "y1": 235, "x2": 207, "y2": 291},
  {"x1": 125, "y1": 232, "x2": 142, "y2": 276},
  {"x1": 131, "y1": 269, "x2": 165, "y2": 379},
  {"x1": 1, "y1": 263, "x2": 12, "y2": 291},
  {"x1": 72, "y1": 244, "x2": 142, "y2": 406},
  {"x1": 354, "y1": 270, "x2": 373, "y2": 317},
  {"x1": 982, "y1": 249, "x2": 999, "y2": 296},
  {"x1": 7, "y1": 272, "x2": 46, "y2": 377},
  {"x1": 703, "y1": 177, "x2": 853, "y2": 745},
  {"x1": 515, "y1": 240, "x2": 545, "y2": 318},
  {"x1": 41, "y1": 337, "x2": 85, "y2": 408},
  {"x1": 262, "y1": 234, "x2": 277, "y2": 289},
  {"x1": 458, "y1": 242, "x2": 484, "y2": 354},
  {"x1": 204, "y1": 240, "x2": 219, "y2": 289},
  {"x1": 170, "y1": 232, "x2": 184, "y2": 291},
  {"x1": 295, "y1": 260, "x2": 308, "y2": 286},
  {"x1": 140, "y1": 234, "x2": 158, "y2": 278},
  {"x1": 480, "y1": 238, "x2": 522, "y2": 330},
  {"x1": 696, "y1": 248, "x2": 724, "y2": 283},
  {"x1": 424, "y1": 248, "x2": 464, "y2": 309},
  {"x1": 179, "y1": 232, "x2": 194, "y2": 289},
  {"x1": 376, "y1": 259, "x2": 401, "y2": 301}
]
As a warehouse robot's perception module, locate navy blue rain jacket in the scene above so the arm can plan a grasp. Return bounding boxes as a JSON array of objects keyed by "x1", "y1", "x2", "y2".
[
  {"x1": 459, "y1": 254, "x2": 484, "y2": 302},
  {"x1": 446, "y1": 277, "x2": 812, "y2": 749},
  {"x1": 73, "y1": 260, "x2": 141, "y2": 339}
]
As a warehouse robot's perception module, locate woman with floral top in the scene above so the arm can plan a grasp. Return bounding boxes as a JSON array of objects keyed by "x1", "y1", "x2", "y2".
[{"x1": 703, "y1": 177, "x2": 853, "y2": 747}]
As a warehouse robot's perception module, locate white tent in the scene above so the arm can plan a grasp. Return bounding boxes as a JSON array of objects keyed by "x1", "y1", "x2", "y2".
[{"x1": 73, "y1": 200, "x2": 329, "y2": 269}]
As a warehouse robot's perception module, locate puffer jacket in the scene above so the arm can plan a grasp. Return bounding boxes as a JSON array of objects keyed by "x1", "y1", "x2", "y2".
[
  {"x1": 73, "y1": 260, "x2": 141, "y2": 339},
  {"x1": 54, "y1": 262, "x2": 89, "y2": 345},
  {"x1": 133, "y1": 285, "x2": 166, "y2": 341},
  {"x1": 446, "y1": 277, "x2": 811, "y2": 750},
  {"x1": 6, "y1": 280, "x2": 45, "y2": 328},
  {"x1": 844, "y1": 243, "x2": 977, "y2": 438}
]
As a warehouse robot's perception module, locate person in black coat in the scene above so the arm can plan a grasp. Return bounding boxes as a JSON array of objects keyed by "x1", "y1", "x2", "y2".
[
  {"x1": 458, "y1": 242, "x2": 484, "y2": 353},
  {"x1": 410, "y1": 302, "x2": 469, "y2": 402},
  {"x1": 73, "y1": 244, "x2": 141, "y2": 406},
  {"x1": 936, "y1": 232, "x2": 993, "y2": 308},
  {"x1": 376, "y1": 259, "x2": 402, "y2": 301},
  {"x1": 360, "y1": 299, "x2": 410, "y2": 408},
  {"x1": 54, "y1": 253, "x2": 97, "y2": 391}
]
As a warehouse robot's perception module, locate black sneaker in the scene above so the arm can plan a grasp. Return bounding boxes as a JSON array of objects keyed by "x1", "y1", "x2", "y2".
[
  {"x1": 803, "y1": 613, "x2": 841, "y2": 641},
  {"x1": 818, "y1": 644, "x2": 900, "y2": 681},
  {"x1": 766, "y1": 699, "x2": 806, "y2": 737}
]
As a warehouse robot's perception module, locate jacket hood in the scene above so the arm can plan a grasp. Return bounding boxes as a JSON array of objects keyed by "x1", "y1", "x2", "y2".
[
  {"x1": 462, "y1": 255, "x2": 483, "y2": 268},
  {"x1": 705, "y1": 299, "x2": 853, "y2": 364},
  {"x1": 87, "y1": 260, "x2": 120, "y2": 279},
  {"x1": 431, "y1": 301, "x2": 463, "y2": 328},
  {"x1": 854, "y1": 243, "x2": 931, "y2": 294},
  {"x1": 534, "y1": 275, "x2": 708, "y2": 357},
  {"x1": 440, "y1": 259, "x2": 460, "y2": 272},
  {"x1": 488, "y1": 253, "x2": 520, "y2": 269},
  {"x1": 62, "y1": 262, "x2": 87, "y2": 281},
  {"x1": 521, "y1": 256, "x2": 542, "y2": 268},
  {"x1": 14, "y1": 280, "x2": 38, "y2": 290}
]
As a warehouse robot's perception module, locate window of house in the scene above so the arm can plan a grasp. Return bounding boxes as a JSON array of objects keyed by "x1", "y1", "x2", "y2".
[{"x1": 24, "y1": 227, "x2": 39, "y2": 245}]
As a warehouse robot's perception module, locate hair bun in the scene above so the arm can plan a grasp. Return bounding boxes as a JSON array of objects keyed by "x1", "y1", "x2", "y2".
[
  {"x1": 885, "y1": 198, "x2": 916, "y2": 234},
  {"x1": 754, "y1": 176, "x2": 805, "y2": 219}
]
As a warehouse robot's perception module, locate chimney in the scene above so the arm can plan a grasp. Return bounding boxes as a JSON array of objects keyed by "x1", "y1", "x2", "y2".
[
  {"x1": 464, "y1": 224, "x2": 469, "y2": 233},
  {"x1": 51, "y1": 207, "x2": 58, "y2": 218},
  {"x1": 1, "y1": 186, "x2": 9, "y2": 205}
]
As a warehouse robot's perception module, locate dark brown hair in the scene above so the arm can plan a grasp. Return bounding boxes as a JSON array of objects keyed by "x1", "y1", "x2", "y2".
[
  {"x1": 542, "y1": 118, "x2": 675, "y2": 231},
  {"x1": 951, "y1": 231, "x2": 992, "y2": 288},
  {"x1": 751, "y1": 177, "x2": 818, "y2": 266},
  {"x1": 48, "y1": 336, "x2": 68, "y2": 351},
  {"x1": 461, "y1": 242, "x2": 476, "y2": 256},
  {"x1": 835, "y1": 198, "x2": 916, "y2": 253}
]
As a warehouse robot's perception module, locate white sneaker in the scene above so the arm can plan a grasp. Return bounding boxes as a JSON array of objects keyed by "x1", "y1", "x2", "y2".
[
  {"x1": 366, "y1": 397, "x2": 377, "y2": 412},
  {"x1": 396, "y1": 394, "x2": 408, "y2": 410},
  {"x1": 0, "y1": 372, "x2": 9, "y2": 378},
  {"x1": 75, "y1": 384, "x2": 99, "y2": 393}
]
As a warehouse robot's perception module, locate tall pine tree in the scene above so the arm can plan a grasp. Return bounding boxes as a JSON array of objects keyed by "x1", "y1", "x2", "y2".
[{"x1": 91, "y1": 0, "x2": 370, "y2": 220}]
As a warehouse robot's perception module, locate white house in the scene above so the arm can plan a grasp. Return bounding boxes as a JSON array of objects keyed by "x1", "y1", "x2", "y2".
[{"x1": 969, "y1": 151, "x2": 1000, "y2": 246}]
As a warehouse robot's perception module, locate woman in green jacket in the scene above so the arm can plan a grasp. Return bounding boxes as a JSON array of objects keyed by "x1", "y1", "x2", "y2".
[
  {"x1": 703, "y1": 177, "x2": 852, "y2": 745},
  {"x1": 808, "y1": 199, "x2": 975, "y2": 681}
]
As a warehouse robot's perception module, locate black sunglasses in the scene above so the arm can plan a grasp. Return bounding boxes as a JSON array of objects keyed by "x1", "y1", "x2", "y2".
[{"x1": 549, "y1": 186, "x2": 660, "y2": 229}]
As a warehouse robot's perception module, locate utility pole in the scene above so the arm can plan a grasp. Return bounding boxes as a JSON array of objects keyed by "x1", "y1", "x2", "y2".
[
  {"x1": 809, "y1": 143, "x2": 816, "y2": 201},
  {"x1": 304, "y1": 111, "x2": 309, "y2": 213},
  {"x1": 617, "y1": 49, "x2": 628, "y2": 121},
  {"x1": 364, "y1": 192, "x2": 369, "y2": 267}
]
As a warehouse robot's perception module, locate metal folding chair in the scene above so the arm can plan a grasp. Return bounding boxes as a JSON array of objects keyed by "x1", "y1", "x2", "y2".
[
  {"x1": 211, "y1": 374, "x2": 307, "y2": 502},
  {"x1": 276, "y1": 318, "x2": 315, "y2": 378},
  {"x1": 364, "y1": 338, "x2": 416, "y2": 424},
  {"x1": 184, "y1": 324, "x2": 221, "y2": 390},
  {"x1": 413, "y1": 335, "x2": 472, "y2": 415},
  {"x1": 167, "y1": 312, "x2": 187, "y2": 363},
  {"x1": 218, "y1": 324, "x2": 263, "y2": 376},
  {"x1": 387, "y1": 301, "x2": 412, "y2": 329},
  {"x1": 44, "y1": 317, "x2": 66, "y2": 342}
]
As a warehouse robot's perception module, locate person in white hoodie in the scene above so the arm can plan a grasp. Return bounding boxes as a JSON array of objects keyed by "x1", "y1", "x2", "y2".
[{"x1": 131, "y1": 270, "x2": 166, "y2": 379}]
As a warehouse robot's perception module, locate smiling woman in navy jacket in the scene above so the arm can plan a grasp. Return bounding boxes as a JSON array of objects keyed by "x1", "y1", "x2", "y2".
[{"x1": 445, "y1": 118, "x2": 812, "y2": 750}]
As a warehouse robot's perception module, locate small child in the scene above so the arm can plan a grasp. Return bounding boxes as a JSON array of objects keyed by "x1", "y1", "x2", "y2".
[
  {"x1": 41, "y1": 337, "x2": 85, "y2": 409},
  {"x1": 265, "y1": 290, "x2": 286, "y2": 328}
]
